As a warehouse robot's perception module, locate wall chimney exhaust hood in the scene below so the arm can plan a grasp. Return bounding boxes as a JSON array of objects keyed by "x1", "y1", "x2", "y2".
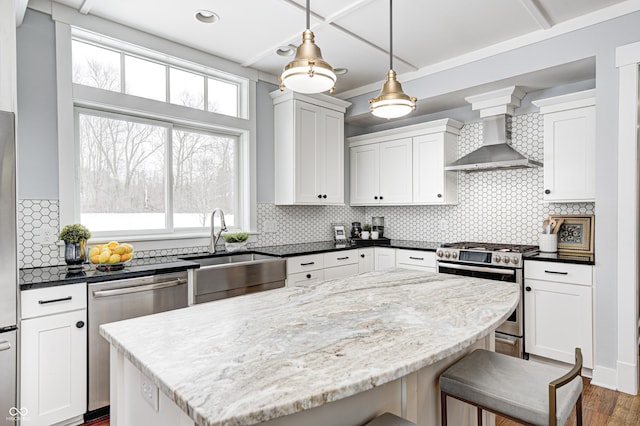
[{"x1": 445, "y1": 86, "x2": 542, "y2": 172}]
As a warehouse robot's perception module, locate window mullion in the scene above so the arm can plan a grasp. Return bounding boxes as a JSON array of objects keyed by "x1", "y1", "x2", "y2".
[
  {"x1": 166, "y1": 124, "x2": 174, "y2": 232},
  {"x1": 120, "y1": 52, "x2": 125, "y2": 93},
  {"x1": 204, "y1": 76, "x2": 209, "y2": 112}
]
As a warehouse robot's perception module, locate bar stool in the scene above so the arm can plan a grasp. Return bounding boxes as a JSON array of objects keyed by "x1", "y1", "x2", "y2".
[
  {"x1": 439, "y1": 348, "x2": 583, "y2": 426},
  {"x1": 364, "y1": 412, "x2": 416, "y2": 426}
]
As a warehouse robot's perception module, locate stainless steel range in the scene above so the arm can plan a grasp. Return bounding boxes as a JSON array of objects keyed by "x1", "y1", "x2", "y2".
[{"x1": 436, "y1": 242, "x2": 538, "y2": 358}]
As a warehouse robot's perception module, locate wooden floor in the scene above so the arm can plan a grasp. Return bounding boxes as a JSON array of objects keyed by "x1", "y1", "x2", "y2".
[{"x1": 82, "y1": 379, "x2": 639, "y2": 426}]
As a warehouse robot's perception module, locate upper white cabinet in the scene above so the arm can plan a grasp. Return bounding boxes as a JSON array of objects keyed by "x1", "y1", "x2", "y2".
[
  {"x1": 533, "y1": 90, "x2": 596, "y2": 202},
  {"x1": 348, "y1": 119, "x2": 461, "y2": 206},
  {"x1": 271, "y1": 90, "x2": 351, "y2": 205}
]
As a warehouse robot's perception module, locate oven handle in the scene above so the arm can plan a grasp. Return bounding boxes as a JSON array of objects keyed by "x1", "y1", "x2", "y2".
[
  {"x1": 438, "y1": 262, "x2": 515, "y2": 276},
  {"x1": 495, "y1": 334, "x2": 518, "y2": 346},
  {"x1": 92, "y1": 278, "x2": 187, "y2": 298}
]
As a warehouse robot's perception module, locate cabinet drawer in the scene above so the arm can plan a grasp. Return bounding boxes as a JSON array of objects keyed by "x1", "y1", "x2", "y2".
[
  {"x1": 22, "y1": 283, "x2": 87, "y2": 319},
  {"x1": 287, "y1": 270, "x2": 325, "y2": 286},
  {"x1": 324, "y1": 264, "x2": 359, "y2": 280},
  {"x1": 524, "y1": 261, "x2": 592, "y2": 286},
  {"x1": 396, "y1": 250, "x2": 436, "y2": 268},
  {"x1": 323, "y1": 250, "x2": 358, "y2": 268},
  {"x1": 286, "y1": 254, "x2": 324, "y2": 274}
]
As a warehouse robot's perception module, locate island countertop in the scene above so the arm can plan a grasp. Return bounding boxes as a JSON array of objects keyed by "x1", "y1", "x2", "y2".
[{"x1": 100, "y1": 269, "x2": 519, "y2": 426}]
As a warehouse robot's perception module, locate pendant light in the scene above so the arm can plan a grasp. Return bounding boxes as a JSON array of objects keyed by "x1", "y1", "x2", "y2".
[
  {"x1": 369, "y1": 0, "x2": 417, "y2": 119},
  {"x1": 279, "y1": 0, "x2": 336, "y2": 94}
]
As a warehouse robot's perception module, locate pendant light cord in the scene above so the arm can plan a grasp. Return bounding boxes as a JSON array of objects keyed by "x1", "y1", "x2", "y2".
[
  {"x1": 306, "y1": 0, "x2": 310, "y2": 29},
  {"x1": 389, "y1": 0, "x2": 393, "y2": 70}
]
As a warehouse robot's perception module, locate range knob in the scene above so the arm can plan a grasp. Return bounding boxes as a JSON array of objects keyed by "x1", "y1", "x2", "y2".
[
  {"x1": 502, "y1": 257, "x2": 510, "y2": 264},
  {"x1": 494, "y1": 255, "x2": 501, "y2": 263},
  {"x1": 511, "y1": 257, "x2": 519, "y2": 264},
  {"x1": 451, "y1": 252, "x2": 458, "y2": 259},
  {"x1": 436, "y1": 250, "x2": 443, "y2": 257},
  {"x1": 444, "y1": 251, "x2": 451, "y2": 258}
]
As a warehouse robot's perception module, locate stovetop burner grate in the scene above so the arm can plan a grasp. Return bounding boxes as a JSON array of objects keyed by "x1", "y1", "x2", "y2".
[{"x1": 439, "y1": 242, "x2": 539, "y2": 254}]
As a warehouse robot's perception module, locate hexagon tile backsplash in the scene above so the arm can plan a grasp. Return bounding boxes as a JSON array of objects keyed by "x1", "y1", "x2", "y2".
[{"x1": 18, "y1": 112, "x2": 594, "y2": 268}]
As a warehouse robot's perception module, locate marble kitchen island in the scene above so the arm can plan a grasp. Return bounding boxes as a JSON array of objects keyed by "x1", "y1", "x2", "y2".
[{"x1": 100, "y1": 269, "x2": 519, "y2": 426}]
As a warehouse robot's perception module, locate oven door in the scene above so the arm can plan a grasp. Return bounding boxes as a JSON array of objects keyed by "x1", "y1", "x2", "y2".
[{"x1": 437, "y1": 261, "x2": 523, "y2": 338}]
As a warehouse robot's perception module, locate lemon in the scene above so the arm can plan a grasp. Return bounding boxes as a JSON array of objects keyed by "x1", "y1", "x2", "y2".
[
  {"x1": 108, "y1": 254, "x2": 121, "y2": 264},
  {"x1": 107, "y1": 241, "x2": 119, "y2": 249},
  {"x1": 113, "y1": 245, "x2": 126, "y2": 255},
  {"x1": 90, "y1": 254, "x2": 100, "y2": 264},
  {"x1": 98, "y1": 251, "x2": 111, "y2": 264},
  {"x1": 121, "y1": 243, "x2": 133, "y2": 254},
  {"x1": 120, "y1": 253, "x2": 132, "y2": 262},
  {"x1": 88, "y1": 247, "x2": 100, "y2": 258}
]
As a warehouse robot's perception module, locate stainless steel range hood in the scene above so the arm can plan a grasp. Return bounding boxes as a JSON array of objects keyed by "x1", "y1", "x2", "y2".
[{"x1": 445, "y1": 114, "x2": 542, "y2": 172}]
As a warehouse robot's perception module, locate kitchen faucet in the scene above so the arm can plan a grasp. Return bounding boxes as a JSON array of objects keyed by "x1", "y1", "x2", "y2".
[{"x1": 210, "y1": 208, "x2": 227, "y2": 253}]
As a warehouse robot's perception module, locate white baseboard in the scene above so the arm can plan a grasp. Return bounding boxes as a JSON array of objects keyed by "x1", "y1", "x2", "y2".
[
  {"x1": 590, "y1": 365, "x2": 618, "y2": 390},
  {"x1": 616, "y1": 360, "x2": 638, "y2": 395}
]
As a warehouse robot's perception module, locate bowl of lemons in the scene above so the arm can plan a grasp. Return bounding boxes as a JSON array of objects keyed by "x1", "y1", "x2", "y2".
[{"x1": 89, "y1": 241, "x2": 134, "y2": 271}]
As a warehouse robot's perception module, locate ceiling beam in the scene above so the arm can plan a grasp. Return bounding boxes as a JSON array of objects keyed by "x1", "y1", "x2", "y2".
[
  {"x1": 79, "y1": 0, "x2": 96, "y2": 15},
  {"x1": 15, "y1": 0, "x2": 28, "y2": 26},
  {"x1": 518, "y1": 0, "x2": 552, "y2": 30}
]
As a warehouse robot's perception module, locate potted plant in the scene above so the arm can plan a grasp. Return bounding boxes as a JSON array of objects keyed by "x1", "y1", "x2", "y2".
[
  {"x1": 59, "y1": 224, "x2": 91, "y2": 270},
  {"x1": 222, "y1": 232, "x2": 249, "y2": 252},
  {"x1": 361, "y1": 223, "x2": 371, "y2": 239}
]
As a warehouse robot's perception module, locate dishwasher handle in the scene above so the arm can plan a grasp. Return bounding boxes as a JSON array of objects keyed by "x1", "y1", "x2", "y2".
[{"x1": 92, "y1": 278, "x2": 187, "y2": 298}]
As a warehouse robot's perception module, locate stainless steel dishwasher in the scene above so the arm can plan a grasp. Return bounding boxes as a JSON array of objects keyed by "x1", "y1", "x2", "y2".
[{"x1": 87, "y1": 271, "x2": 188, "y2": 414}]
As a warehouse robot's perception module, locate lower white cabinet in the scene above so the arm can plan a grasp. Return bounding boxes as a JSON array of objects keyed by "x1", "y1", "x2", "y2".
[
  {"x1": 288, "y1": 270, "x2": 325, "y2": 286},
  {"x1": 286, "y1": 250, "x2": 360, "y2": 285},
  {"x1": 395, "y1": 249, "x2": 436, "y2": 272},
  {"x1": 374, "y1": 248, "x2": 397, "y2": 271},
  {"x1": 358, "y1": 248, "x2": 374, "y2": 274},
  {"x1": 524, "y1": 261, "x2": 593, "y2": 368},
  {"x1": 20, "y1": 283, "x2": 87, "y2": 426}
]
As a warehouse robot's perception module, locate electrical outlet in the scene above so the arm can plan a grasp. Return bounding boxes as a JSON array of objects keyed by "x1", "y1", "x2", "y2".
[
  {"x1": 33, "y1": 226, "x2": 58, "y2": 245},
  {"x1": 140, "y1": 377, "x2": 159, "y2": 411},
  {"x1": 263, "y1": 220, "x2": 277, "y2": 233}
]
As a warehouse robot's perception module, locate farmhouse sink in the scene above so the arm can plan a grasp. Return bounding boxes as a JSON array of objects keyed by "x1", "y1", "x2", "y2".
[{"x1": 180, "y1": 253, "x2": 286, "y2": 304}]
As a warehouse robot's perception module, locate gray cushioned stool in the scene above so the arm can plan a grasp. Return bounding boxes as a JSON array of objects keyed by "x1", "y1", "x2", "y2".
[
  {"x1": 440, "y1": 348, "x2": 583, "y2": 426},
  {"x1": 364, "y1": 412, "x2": 416, "y2": 426}
]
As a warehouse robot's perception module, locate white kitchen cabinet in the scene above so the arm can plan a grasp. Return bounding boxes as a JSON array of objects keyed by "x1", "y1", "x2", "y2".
[
  {"x1": 286, "y1": 250, "x2": 361, "y2": 285},
  {"x1": 287, "y1": 270, "x2": 325, "y2": 286},
  {"x1": 350, "y1": 138, "x2": 413, "y2": 205},
  {"x1": 349, "y1": 119, "x2": 462, "y2": 206},
  {"x1": 358, "y1": 248, "x2": 374, "y2": 274},
  {"x1": 524, "y1": 261, "x2": 593, "y2": 368},
  {"x1": 396, "y1": 249, "x2": 436, "y2": 272},
  {"x1": 374, "y1": 247, "x2": 397, "y2": 271},
  {"x1": 20, "y1": 283, "x2": 87, "y2": 426},
  {"x1": 532, "y1": 90, "x2": 596, "y2": 202},
  {"x1": 271, "y1": 90, "x2": 351, "y2": 205},
  {"x1": 323, "y1": 250, "x2": 359, "y2": 280}
]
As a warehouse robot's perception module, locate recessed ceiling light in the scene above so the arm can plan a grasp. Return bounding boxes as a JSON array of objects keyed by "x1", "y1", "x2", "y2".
[
  {"x1": 195, "y1": 10, "x2": 220, "y2": 24},
  {"x1": 334, "y1": 68, "x2": 348, "y2": 75},
  {"x1": 276, "y1": 45, "x2": 296, "y2": 57}
]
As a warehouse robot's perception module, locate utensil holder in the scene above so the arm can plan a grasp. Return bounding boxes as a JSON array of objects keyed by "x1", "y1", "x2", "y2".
[{"x1": 539, "y1": 233, "x2": 558, "y2": 253}]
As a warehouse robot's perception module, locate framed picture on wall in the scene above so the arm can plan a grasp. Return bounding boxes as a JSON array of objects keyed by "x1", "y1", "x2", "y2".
[
  {"x1": 333, "y1": 224, "x2": 347, "y2": 241},
  {"x1": 549, "y1": 214, "x2": 595, "y2": 255}
]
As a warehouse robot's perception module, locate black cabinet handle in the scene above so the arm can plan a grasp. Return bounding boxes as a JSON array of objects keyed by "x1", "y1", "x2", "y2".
[
  {"x1": 409, "y1": 256, "x2": 424, "y2": 261},
  {"x1": 337, "y1": 256, "x2": 349, "y2": 260},
  {"x1": 39, "y1": 296, "x2": 72, "y2": 305},
  {"x1": 323, "y1": 194, "x2": 327, "y2": 199},
  {"x1": 544, "y1": 189, "x2": 551, "y2": 194},
  {"x1": 374, "y1": 196, "x2": 378, "y2": 200},
  {"x1": 360, "y1": 254, "x2": 365, "y2": 258},
  {"x1": 525, "y1": 286, "x2": 532, "y2": 292},
  {"x1": 380, "y1": 196, "x2": 384, "y2": 200},
  {"x1": 544, "y1": 270, "x2": 568, "y2": 275},
  {"x1": 317, "y1": 194, "x2": 322, "y2": 198},
  {"x1": 76, "y1": 321, "x2": 85, "y2": 328},
  {"x1": 306, "y1": 274, "x2": 311, "y2": 279},
  {"x1": 437, "y1": 194, "x2": 442, "y2": 198},
  {"x1": 300, "y1": 262, "x2": 315, "y2": 266}
]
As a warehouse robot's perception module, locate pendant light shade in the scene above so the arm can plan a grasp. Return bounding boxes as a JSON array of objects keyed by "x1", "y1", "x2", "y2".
[
  {"x1": 369, "y1": 0, "x2": 416, "y2": 119},
  {"x1": 279, "y1": 1, "x2": 336, "y2": 94}
]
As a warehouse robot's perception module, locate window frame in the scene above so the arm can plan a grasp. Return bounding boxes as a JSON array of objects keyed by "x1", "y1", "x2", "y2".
[{"x1": 54, "y1": 12, "x2": 257, "y2": 248}]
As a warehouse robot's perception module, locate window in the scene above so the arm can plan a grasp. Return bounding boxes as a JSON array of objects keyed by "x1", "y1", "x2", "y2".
[{"x1": 59, "y1": 25, "x2": 255, "y2": 240}]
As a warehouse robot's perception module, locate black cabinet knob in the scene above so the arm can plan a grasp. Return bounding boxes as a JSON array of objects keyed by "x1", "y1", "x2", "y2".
[
  {"x1": 317, "y1": 194, "x2": 322, "y2": 198},
  {"x1": 544, "y1": 189, "x2": 551, "y2": 195},
  {"x1": 360, "y1": 254, "x2": 365, "y2": 258},
  {"x1": 76, "y1": 321, "x2": 85, "y2": 328},
  {"x1": 323, "y1": 194, "x2": 327, "y2": 199},
  {"x1": 437, "y1": 193, "x2": 442, "y2": 198},
  {"x1": 379, "y1": 196, "x2": 384, "y2": 200},
  {"x1": 374, "y1": 196, "x2": 378, "y2": 200},
  {"x1": 525, "y1": 286, "x2": 532, "y2": 292},
  {"x1": 306, "y1": 274, "x2": 311, "y2": 279}
]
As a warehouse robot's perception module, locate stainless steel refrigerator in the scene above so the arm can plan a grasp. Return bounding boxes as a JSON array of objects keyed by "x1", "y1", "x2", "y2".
[{"x1": 0, "y1": 111, "x2": 17, "y2": 425}]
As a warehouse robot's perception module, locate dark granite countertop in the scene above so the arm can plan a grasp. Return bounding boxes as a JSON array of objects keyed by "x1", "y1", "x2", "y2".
[{"x1": 524, "y1": 252, "x2": 595, "y2": 265}]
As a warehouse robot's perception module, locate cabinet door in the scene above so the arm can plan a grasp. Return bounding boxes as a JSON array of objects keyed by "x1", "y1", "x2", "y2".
[
  {"x1": 358, "y1": 248, "x2": 374, "y2": 274},
  {"x1": 350, "y1": 144, "x2": 380, "y2": 205},
  {"x1": 324, "y1": 264, "x2": 359, "y2": 280},
  {"x1": 287, "y1": 270, "x2": 325, "y2": 286},
  {"x1": 320, "y1": 109, "x2": 345, "y2": 203},
  {"x1": 374, "y1": 248, "x2": 397, "y2": 271},
  {"x1": 379, "y1": 138, "x2": 413, "y2": 204},
  {"x1": 413, "y1": 134, "x2": 444, "y2": 203},
  {"x1": 21, "y1": 310, "x2": 87, "y2": 426},
  {"x1": 524, "y1": 279, "x2": 593, "y2": 368},
  {"x1": 543, "y1": 106, "x2": 596, "y2": 202},
  {"x1": 294, "y1": 101, "x2": 322, "y2": 203}
]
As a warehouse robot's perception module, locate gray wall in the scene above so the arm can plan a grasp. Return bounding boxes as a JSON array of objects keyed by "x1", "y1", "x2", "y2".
[
  {"x1": 345, "y1": 11, "x2": 640, "y2": 370},
  {"x1": 256, "y1": 81, "x2": 277, "y2": 203},
  {"x1": 16, "y1": 10, "x2": 58, "y2": 199}
]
